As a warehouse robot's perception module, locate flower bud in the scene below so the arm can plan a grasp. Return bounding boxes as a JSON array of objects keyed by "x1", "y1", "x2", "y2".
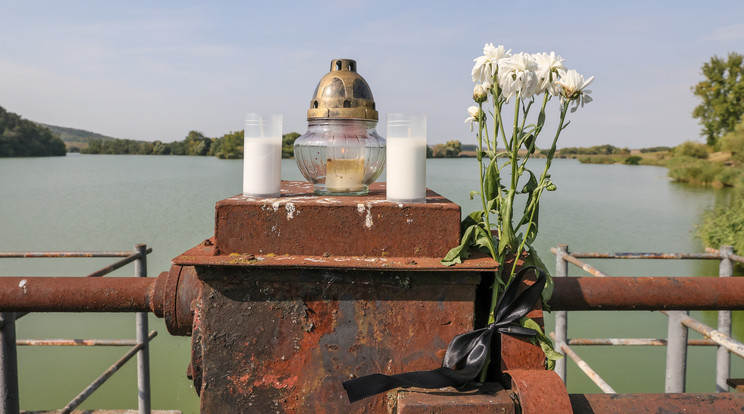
[
  {"x1": 473, "y1": 84, "x2": 488, "y2": 103},
  {"x1": 546, "y1": 183, "x2": 557, "y2": 191}
]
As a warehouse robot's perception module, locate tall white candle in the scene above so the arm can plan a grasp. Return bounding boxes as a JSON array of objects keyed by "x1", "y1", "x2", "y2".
[
  {"x1": 243, "y1": 113, "x2": 282, "y2": 197},
  {"x1": 386, "y1": 114, "x2": 427, "y2": 203}
]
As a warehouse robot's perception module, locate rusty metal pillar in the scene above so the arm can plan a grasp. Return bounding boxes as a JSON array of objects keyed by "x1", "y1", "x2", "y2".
[{"x1": 173, "y1": 182, "x2": 493, "y2": 413}]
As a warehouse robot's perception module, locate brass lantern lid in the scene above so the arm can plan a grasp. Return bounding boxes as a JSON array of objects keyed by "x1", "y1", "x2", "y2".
[{"x1": 307, "y1": 59, "x2": 378, "y2": 121}]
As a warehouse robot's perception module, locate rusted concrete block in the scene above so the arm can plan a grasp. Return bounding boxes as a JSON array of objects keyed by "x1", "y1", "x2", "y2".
[
  {"x1": 192, "y1": 267, "x2": 480, "y2": 413},
  {"x1": 396, "y1": 383, "x2": 515, "y2": 413},
  {"x1": 214, "y1": 181, "x2": 461, "y2": 258}
]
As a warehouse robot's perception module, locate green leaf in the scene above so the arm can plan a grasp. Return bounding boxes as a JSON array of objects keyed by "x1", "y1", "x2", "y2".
[
  {"x1": 523, "y1": 247, "x2": 554, "y2": 307},
  {"x1": 520, "y1": 169, "x2": 538, "y2": 194},
  {"x1": 473, "y1": 226, "x2": 495, "y2": 252},
  {"x1": 441, "y1": 224, "x2": 477, "y2": 266},
  {"x1": 537, "y1": 110, "x2": 546, "y2": 129},
  {"x1": 520, "y1": 316, "x2": 563, "y2": 370},
  {"x1": 484, "y1": 159, "x2": 501, "y2": 201}
]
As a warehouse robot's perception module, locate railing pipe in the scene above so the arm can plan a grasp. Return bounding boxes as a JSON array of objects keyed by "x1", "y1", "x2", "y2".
[
  {"x1": 16, "y1": 338, "x2": 138, "y2": 346},
  {"x1": 717, "y1": 245, "x2": 733, "y2": 392},
  {"x1": 677, "y1": 313, "x2": 744, "y2": 359},
  {"x1": 566, "y1": 338, "x2": 715, "y2": 346},
  {"x1": 554, "y1": 244, "x2": 568, "y2": 383},
  {"x1": 0, "y1": 251, "x2": 134, "y2": 258},
  {"x1": 665, "y1": 311, "x2": 689, "y2": 393},
  {"x1": 706, "y1": 247, "x2": 744, "y2": 265},
  {"x1": 550, "y1": 248, "x2": 609, "y2": 277},
  {"x1": 86, "y1": 248, "x2": 152, "y2": 278},
  {"x1": 134, "y1": 244, "x2": 151, "y2": 414},
  {"x1": 568, "y1": 252, "x2": 721, "y2": 260},
  {"x1": 551, "y1": 333, "x2": 615, "y2": 393},
  {"x1": 61, "y1": 331, "x2": 157, "y2": 414},
  {"x1": 0, "y1": 313, "x2": 19, "y2": 414}
]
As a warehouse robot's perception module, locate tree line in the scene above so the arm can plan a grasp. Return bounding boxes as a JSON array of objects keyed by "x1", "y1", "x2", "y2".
[
  {"x1": 82, "y1": 130, "x2": 301, "y2": 159},
  {"x1": 0, "y1": 106, "x2": 66, "y2": 157}
]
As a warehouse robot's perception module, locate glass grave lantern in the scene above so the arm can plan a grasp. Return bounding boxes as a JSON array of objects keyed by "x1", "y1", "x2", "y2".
[{"x1": 294, "y1": 59, "x2": 386, "y2": 195}]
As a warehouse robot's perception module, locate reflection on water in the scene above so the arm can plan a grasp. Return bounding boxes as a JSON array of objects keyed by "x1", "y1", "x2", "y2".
[{"x1": 0, "y1": 155, "x2": 741, "y2": 409}]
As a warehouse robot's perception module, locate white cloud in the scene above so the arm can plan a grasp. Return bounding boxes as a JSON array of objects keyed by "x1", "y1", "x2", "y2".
[{"x1": 706, "y1": 23, "x2": 744, "y2": 41}]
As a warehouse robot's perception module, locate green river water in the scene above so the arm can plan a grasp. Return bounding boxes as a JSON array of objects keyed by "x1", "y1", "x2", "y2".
[{"x1": 0, "y1": 155, "x2": 741, "y2": 412}]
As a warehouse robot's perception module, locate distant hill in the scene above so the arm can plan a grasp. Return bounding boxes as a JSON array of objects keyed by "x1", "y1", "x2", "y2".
[{"x1": 38, "y1": 123, "x2": 121, "y2": 144}]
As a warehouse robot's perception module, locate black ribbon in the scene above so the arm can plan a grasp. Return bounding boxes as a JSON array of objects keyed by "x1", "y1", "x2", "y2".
[{"x1": 342, "y1": 266, "x2": 546, "y2": 403}]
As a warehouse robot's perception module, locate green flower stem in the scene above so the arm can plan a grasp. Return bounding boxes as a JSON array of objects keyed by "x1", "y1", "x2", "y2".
[
  {"x1": 508, "y1": 101, "x2": 570, "y2": 282},
  {"x1": 476, "y1": 103, "x2": 497, "y2": 258}
]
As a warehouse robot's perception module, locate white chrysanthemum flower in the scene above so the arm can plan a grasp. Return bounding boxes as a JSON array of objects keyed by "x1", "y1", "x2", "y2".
[
  {"x1": 497, "y1": 53, "x2": 539, "y2": 101},
  {"x1": 464, "y1": 106, "x2": 483, "y2": 131},
  {"x1": 472, "y1": 43, "x2": 511, "y2": 83},
  {"x1": 473, "y1": 84, "x2": 488, "y2": 103},
  {"x1": 555, "y1": 69, "x2": 594, "y2": 112},
  {"x1": 533, "y1": 52, "x2": 565, "y2": 95}
]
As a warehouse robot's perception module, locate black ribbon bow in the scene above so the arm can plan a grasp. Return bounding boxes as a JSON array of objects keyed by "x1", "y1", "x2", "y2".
[{"x1": 342, "y1": 266, "x2": 546, "y2": 403}]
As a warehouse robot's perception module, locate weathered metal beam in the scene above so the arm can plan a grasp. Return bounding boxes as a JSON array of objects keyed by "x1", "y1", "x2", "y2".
[
  {"x1": 550, "y1": 277, "x2": 744, "y2": 311},
  {"x1": 569, "y1": 392, "x2": 744, "y2": 413}
]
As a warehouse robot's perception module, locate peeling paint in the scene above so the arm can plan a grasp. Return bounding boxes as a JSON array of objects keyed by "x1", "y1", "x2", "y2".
[{"x1": 286, "y1": 202, "x2": 297, "y2": 220}]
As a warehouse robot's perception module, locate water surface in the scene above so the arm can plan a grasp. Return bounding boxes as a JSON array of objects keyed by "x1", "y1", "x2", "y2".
[{"x1": 1, "y1": 155, "x2": 740, "y2": 411}]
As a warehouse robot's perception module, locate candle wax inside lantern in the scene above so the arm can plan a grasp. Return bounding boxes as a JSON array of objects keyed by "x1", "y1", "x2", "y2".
[{"x1": 325, "y1": 158, "x2": 365, "y2": 192}]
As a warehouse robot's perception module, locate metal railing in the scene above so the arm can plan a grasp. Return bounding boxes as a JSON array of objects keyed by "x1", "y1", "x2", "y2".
[
  {"x1": 551, "y1": 244, "x2": 743, "y2": 394},
  {"x1": 0, "y1": 244, "x2": 154, "y2": 414}
]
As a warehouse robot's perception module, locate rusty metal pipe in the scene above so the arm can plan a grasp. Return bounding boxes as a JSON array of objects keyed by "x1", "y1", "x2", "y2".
[
  {"x1": 0, "y1": 267, "x2": 199, "y2": 336},
  {"x1": 550, "y1": 277, "x2": 744, "y2": 311},
  {"x1": 0, "y1": 251, "x2": 134, "y2": 258},
  {"x1": 565, "y1": 251, "x2": 721, "y2": 260},
  {"x1": 569, "y1": 392, "x2": 744, "y2": 413},
  {"x1": 0, "y1": 277, "x2": 155, "y2": 313}
]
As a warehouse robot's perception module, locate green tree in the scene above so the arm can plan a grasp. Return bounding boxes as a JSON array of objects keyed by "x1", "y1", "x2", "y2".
[
  {"x1": 692, "y1": 52, "x2": 744, "y2": 146},
  {"x1": 0, "y1": 106, "x2": 66, "y2": 157},
  {"x1": 431, "y1": 140, "x2": 462, "y2": 158},
  {"x1": 282, "y1": 132, "x2": 300, "y2": 158},
  {"x1": 719, "y1": 116, "x2": 744, "y2": 162},
  {"x1": 184, "y1": 130, "x2": 211, "y2": 156},
  {"x1": 210, "y1": 130, "x2": 244, "y2": 159}
]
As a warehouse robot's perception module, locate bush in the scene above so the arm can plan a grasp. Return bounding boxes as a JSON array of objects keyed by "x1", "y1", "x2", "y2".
[
  {"x1": 624, "y1": 155, "x2": 642, "y2": 165},
  {"x1": 698, "y1": 192, "x2": 744, "y2": 260},
  {"x1": 716, "y1": 167, "x2": 741, "y2": 187},
  {"x1": 578, "y1": 156, "x2": 615, "y2": 164},
  {"x1": 674, "y1": 141, "x2": 708, "y2": 159},
  {"x1": 667, "y1": 157, "x2": 722, "y2": 185}
]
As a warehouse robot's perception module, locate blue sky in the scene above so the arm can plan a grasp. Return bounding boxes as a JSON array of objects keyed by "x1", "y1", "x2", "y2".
[{"x1": 1, "y1": 1, "x2": 743, "y2": 147}]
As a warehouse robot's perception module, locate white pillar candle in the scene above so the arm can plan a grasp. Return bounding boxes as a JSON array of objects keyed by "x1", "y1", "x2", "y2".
[
  {"x1": 243, "y1": 113, "x2": 282, "y2": 197},
  {"x1": 386, "y1": 113, "x2": 427, "y2": 203}
]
